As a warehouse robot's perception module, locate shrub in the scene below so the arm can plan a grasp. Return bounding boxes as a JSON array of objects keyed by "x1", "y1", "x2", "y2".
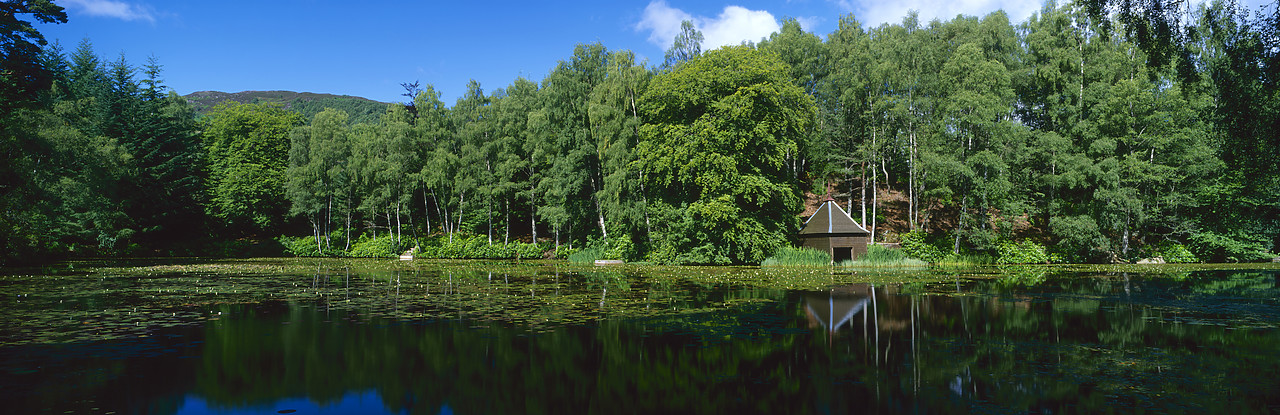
[
  {"x1": 566, "y1": 236, "x2": 640, "y2": 264},
  {"x1": 348, "y1": 234, "x2": 403, "y2": 258},
  {"x1": 279, "y1": 236, "x2": 322, "y2": 257},
  {"x1": 900, "y1": 231, "x2": 946, "y2": 263},
  {"x1": 1188, "y1": 231, "x2": 1273, "y2": 263},
  {"x1": 411, "y1": 234, "x2": 549, "y2": 259},
  {"x1": 996, "y1": 240, "x2": 1051, "y2": 264},
  {"x1": 761, "y1": 246, "x2": 831, "y2": 266},
  {"x1": 1139, "y1": 241, "x2": 1200, "y2": 263}
]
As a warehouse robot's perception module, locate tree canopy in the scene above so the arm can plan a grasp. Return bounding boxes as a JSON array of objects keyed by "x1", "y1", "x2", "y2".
[{"x1": 3, "y1": 1, "x2": 1278, "y2": 265}]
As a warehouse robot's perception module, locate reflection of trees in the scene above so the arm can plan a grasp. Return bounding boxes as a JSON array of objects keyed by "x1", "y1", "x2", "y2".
[
  {"x1": 798, "y1": 274, "x2": 1280, "y2": 413},
  {"x1": 186, "y1": 274, "x2": 1280, "y2": 414},
  {"x1": 7, "y1": 263, "x2": 1280, "y2": 414},
  {"x1": 191, "y1": 301, "x2": 816, "y2": 414}
]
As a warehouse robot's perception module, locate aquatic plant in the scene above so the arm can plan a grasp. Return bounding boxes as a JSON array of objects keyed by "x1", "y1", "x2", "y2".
[
  {"x1": 760, "y1": 246, "x2": 830, "y2": 267},
  {"x1": 837, "y1": 244, "x2": 928, "y2": 268}
]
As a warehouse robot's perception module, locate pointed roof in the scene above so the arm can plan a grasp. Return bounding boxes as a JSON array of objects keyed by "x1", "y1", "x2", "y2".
[{"x1": 799, "y1": 200, "x2": 869, "y2": 235}]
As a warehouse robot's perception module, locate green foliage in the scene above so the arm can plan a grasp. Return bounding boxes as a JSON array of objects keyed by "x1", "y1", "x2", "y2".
[
  {"x1": 637, "y1": 46, "x2": 814, "y2": 265},
  {"x1": 6, "y1": 2, "x2": 1280, "y2": 267},
  {"x1": 995, "y1": 267, "x2": 1049, "y2": 286},
  {"x1": 279, "y1": 235, "x2": 319, "y2": 257},
  {"x1": 347, "y1": 233, "x2": 403, "y2": 258},
  {"x1": 566, "y1": 236, "x2": 639, "y2": 264},
  {"x1": 996, "y1": 240, "x2": 1053, "y2": 264},
  {"x1": 761, "y1": 246, "x2": 831, "y2": 267},
  {"x1": 185, "y1": 91, "x2": 389, "y2": 125},
  {"x1": 276, "y1": 235, "x2": 346, "y2": 257},
  {"x1": 899, "y1": 231, "x2": 947, "y2": 263},
  {"x1": 416, "y1": 235, "x2": 547, "y2": 260},
  {"x1": 840, "y1": 244, "x2": 929, "y2": 268},
  {"x1": 935, "y1": 253, "x2": 995, "y2": 267},
  {"x1": 202, "y1": 101, "x2": 303, "y2": 234},
  {"x1": 1187, "y1": 231, "x2": 1274, "y2": 263},
  {"x1": 567, "y1": 246, "x2": 607, "y2": 264},
  {"x1": 1137, "y1": 241, "x2": 1200, "y2": 263}
]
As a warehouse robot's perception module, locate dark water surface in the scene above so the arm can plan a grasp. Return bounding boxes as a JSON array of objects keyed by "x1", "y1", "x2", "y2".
[{"x1": 2, "y1": 259, "x2": 1278, "y2": 414}]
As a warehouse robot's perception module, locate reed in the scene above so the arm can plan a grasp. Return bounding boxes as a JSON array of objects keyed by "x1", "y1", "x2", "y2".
[
  {"x1": 837, "y1": 244, "x2": 929, "y2": 268},
  {"x1": 761, "y1": 246, "x2": 831, "y2": 267}
]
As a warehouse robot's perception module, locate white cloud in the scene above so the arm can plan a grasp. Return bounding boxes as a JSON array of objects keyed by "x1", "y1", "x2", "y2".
[
  {"x1": 636, "y1": 1, "x2": 782, "y2": 50},
  {"x1": 60, "y1": 0, "x2": 156, "y2": 23},
  {"x1": 636, "y1": 1, "x2": 695, "y2": 48},
  {"x1": 794, "y1": 16, "x2": 823, "y2": 33},
  {"x1": 702, "y1": 6, "x2": 781, "y2": 47},
  {"x1": 829, "y1": 0, "x2": 1039, "y2": 28}
]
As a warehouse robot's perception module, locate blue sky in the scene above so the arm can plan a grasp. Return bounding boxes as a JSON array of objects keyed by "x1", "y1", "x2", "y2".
[{"x1": 37, "y1": 0, "x2": 1274, "y2": 105}]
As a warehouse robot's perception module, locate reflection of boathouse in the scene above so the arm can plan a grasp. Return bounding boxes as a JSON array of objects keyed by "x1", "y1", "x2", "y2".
[
  {"x1": 799, "y1": 199, "x2": 870, "y2": 263},
  {"x1": 803, "y1": 285, "x2": 871, "y2": 333}
]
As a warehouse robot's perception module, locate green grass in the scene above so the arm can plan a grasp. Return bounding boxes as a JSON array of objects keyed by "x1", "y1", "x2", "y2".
[
  {"x1": 761, "y1": 246, "x2": 831, "y2": 267},
  {"x1": 837, "y1": 244, "x2": 929, "y2": 268},
  {"x1": 567, "y1": 246, "x2": 608, "y2": 264}
]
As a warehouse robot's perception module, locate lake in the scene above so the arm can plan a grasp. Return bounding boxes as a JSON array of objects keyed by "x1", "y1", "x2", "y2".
[{"x1": 1, "y1": 259, "x2": 1278, "y2": 414}]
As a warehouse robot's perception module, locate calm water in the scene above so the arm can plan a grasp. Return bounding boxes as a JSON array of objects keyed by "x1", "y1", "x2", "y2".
[{"x1": 1, "y1": 259, "x2": 1278, "y2": 414}]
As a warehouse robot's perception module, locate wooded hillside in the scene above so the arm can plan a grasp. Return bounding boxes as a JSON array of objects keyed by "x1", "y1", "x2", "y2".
[{"x1": 2, "y1": 0, "x2": 1276, "y2": 265}]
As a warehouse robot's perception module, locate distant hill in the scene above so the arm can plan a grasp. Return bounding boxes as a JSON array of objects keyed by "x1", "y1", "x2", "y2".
[{"x1": 183, "y1": 90, "x2": 394, "y2": 125}]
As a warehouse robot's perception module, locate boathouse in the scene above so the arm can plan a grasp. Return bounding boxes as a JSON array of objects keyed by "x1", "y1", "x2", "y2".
[{"x1": 798, "y1": 199, "x2": 871, "y2": 263}]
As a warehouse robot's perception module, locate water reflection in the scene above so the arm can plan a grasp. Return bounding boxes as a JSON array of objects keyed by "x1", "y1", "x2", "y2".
[{"x1": 1, "y1": 263, "x2": 1279, "y2": 414}]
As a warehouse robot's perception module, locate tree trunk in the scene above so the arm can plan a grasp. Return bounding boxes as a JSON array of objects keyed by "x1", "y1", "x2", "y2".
[
  {"x1": 407, "y1": 202, "x2": 417, "y2": 239},
  {"x1": 954, "y1": 195, "x2": 968, "y2": 255},
  {"x1": 590, "y1": 174, "x2": 608, "y2": 240},
  {"x1": 529, "y1": 184, "x2": 538, "y2": 244},
  {"x1": 312, "y1": 217, "x2": 322, "y2": 252},
  {"x1": 871, "y1": 157, "x2": 878, "y2": 242},
  {"x1": 345, "y1": 195, "x2": 352, "y2": 252},
  {"x1": 422, "y1": 186, "x2": 432, "y2": 236},
  {"x1": 453, "y1": 190, "x2": 465, "y2": 243},
  {"x1": 325, "y1": 195, "x2": 333, "y2": 249},
  {"x1": 1122, "y1": 213, "x2": 1131, "y2": 258},
  {"x1": 909, "y1": 128, "x2": 917, "y2": 230},
  {"x1": 847, "y1": 168, "x2": 854, "y2": 215},
  {"x1": 642, "y1": 175, "x2": 652, "y2": 243},
  {"x1": 860, "y1": 160, "x2": 867, "y2": 226}
]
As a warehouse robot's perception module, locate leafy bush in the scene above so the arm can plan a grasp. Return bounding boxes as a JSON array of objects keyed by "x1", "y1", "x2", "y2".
[
  {"x1": 1138, "y1": 241, "x2": 1200, "y2": 263},
  {"x1": 899, "y1": 231, "x2": 946, "y2": 263},
  {"x1": 553, "y1": 246, "x2": 578, "y2": 260},
  {"x1": 604, "y1": 236, "x2": 639, "y2": 261},
  {"x1": 1188, "y1": 231, "x2": 1273, "y2": 262},
  {"x1": 414, "y1": 234, "x2": 549, "y2": 260},
  {"x1": 279, "y1": 236, "x2": 322, "y2": 257},
  {"x1": 996, "y1": 240, "x2": 1051, "y2": 264},
  {"x1": 761, "y1": 246, "x2": 831, "y2": 266},
  {"x1": 567, "y1": 236, "x2": 640, "y2": 264},
  {"x1": 347, "y1": 234, "x2": 403, "y2": 258}
]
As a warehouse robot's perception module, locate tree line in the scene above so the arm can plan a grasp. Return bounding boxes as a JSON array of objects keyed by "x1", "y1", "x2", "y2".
[{"x1": 2, "y1": 0, "x2": 1276, "y2": 265}]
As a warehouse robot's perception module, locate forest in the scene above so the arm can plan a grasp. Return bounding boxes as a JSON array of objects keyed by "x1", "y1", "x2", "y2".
[{"x1": 1, "y1": 0, "x2": 1277, "y2": 265}]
